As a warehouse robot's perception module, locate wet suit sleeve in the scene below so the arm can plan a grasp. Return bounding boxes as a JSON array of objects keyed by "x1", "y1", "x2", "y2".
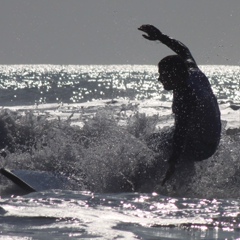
[
  {"x1": 169, "y1": 108, "x2": 189, "y2": 164},
  {"x1": 158, "y1": 33, "x2": 198, "y2": 71}
]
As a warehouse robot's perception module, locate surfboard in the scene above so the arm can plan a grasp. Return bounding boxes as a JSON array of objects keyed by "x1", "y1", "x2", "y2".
[
  {"x1": 0, "y1": 168, "x2": 36, "y2": 193},
  {"x1": 0, "y1": 168, "x2": 73, "y2": 193}
]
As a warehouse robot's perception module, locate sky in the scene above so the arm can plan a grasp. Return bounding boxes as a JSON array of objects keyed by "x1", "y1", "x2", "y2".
[{"x1": 0, "y1": 0, "x2": 240, "y2": 66}]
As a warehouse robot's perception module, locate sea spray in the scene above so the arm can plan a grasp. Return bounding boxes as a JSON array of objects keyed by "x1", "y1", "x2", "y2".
[{"x1": 0, "y1": 105, "x2": 240, "y2": 198}]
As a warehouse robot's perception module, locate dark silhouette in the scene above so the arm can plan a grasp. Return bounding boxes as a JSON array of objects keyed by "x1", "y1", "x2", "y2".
[{"x1": 138, "y1": 25, "x2": 221, "y2": 185}]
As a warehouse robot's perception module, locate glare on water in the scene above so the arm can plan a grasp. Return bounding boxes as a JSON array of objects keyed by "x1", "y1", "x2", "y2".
[{"x1": 0, "y1": 64, "x2": 239, "y2": 239}]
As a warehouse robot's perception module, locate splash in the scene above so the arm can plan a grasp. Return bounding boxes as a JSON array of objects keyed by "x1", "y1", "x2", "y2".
[{"x1": 0, "y1": 106, "x2": 239, "y2": 199}]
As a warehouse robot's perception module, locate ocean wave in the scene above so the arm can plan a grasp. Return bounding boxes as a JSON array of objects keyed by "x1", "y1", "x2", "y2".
[{"x1": 0, "y1": 103, "x2": 239, "y2": 199}]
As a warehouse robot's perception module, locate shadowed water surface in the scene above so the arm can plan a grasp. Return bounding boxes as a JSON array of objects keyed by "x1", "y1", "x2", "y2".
[{"x1": 1, "y1": 191, "x2": 240, "y2": 239}]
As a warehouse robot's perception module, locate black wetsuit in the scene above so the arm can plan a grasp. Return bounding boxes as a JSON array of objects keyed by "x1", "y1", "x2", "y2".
[{"x1": 159, "y1": 34, "x2": 221, "y2": 164}]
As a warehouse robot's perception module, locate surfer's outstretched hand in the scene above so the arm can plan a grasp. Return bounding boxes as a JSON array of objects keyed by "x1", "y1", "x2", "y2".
[
  {"x1": 161, "y1": 163, "x2": 175, "y2": 186},
  {"x1": 138, "y1": 25, "x2": 162, "y2": 41}
]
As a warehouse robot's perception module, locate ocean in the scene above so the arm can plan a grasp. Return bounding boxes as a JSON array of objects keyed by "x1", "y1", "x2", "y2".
[{"x1": 0, "y1": 64, "x2": 240, "y2": 239}]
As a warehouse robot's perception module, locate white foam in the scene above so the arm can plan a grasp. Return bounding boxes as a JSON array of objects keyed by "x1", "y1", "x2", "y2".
[{"x1": 4, "y1": 99, "x2": 239, "y2": 130}]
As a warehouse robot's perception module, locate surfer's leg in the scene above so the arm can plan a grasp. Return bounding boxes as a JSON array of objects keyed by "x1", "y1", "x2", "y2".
[{"x1": 182, "y1": 137, "x2": 219, "y2": 161}]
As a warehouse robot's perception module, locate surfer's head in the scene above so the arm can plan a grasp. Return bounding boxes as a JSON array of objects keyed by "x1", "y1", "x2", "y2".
[{"x1": 158, "y1": 55, "x2": 188, "y2": 90}]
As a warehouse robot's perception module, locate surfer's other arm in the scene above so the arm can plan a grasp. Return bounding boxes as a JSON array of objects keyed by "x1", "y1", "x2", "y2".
[{"x1": 161, "y1": 107, "x2": 190, "y2": 185}]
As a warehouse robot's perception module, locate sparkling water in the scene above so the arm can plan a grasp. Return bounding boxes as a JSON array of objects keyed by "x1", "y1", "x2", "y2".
[{"x1": 0, "y1": 65, "x2": 239, "y2": 239}]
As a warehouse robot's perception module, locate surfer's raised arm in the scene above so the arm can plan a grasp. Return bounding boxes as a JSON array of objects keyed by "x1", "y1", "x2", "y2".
[{"x1": 138, "y1": 24, "x2": 197, "y2": 70}]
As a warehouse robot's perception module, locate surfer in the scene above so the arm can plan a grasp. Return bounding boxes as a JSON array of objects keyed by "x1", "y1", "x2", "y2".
[{"x1": 138, "y1": 25, "x2": 221, "y2": 185}]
